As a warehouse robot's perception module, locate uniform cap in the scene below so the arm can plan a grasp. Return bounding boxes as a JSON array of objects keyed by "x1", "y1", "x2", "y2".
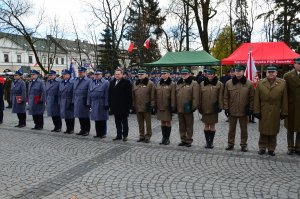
[
  {"x1": 48, "y1": 70, "x2": 56, "y2": 75},
  {"x1": 31, "y1": 70, "x2": 40, "y2": 75},
  {"x1": 62, "y1": 69, "x2": 71, "y2": 75},
  {"x1": 78, "y1": 67, "x2": 87, "y2": 72},
  {"x1": 180, "y1": 69, "x2": 190, "y2": 74},
  {"x1": 234, "y1": 65, "x2": 246, "y2": 71}
]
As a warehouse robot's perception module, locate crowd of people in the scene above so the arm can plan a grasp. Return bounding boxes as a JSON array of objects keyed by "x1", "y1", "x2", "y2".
[{"x1": 0, "y1": 57, "x2": 299, "y2": 156}]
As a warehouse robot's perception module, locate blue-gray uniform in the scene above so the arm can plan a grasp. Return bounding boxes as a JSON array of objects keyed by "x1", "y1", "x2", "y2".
[
  {"x1": 28, "y1": 70, "x2": 46, "y2": 129},
  {"x1": 46, "y1": 70, "x2": 62, "y2": 132},
  {"x1": 59, "y1": 72, "x2": 75, "y2": 134},
  {"x1": 87, "y1": 72, "x2": 110, "y2": 137},
  {"x1": 73, "y1": 74, "x2": 91, "y2": 135},
  {"x1": 11, "y1": 72, "x2": 27, "y2": 127}
]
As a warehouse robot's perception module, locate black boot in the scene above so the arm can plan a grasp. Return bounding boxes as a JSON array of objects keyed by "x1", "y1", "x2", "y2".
[
  {"x1": 160, "y1": 126, "x2": 166, "y2": 145},
  {"x1": 204, "y1": 130, "x2": 210, "y2": 148},
  {"x1": 209, "y1": 130, "x2": 215, "y2": 149},
  {"x1": 164, "y1": 126, "x2": 171, "y2": 145}
]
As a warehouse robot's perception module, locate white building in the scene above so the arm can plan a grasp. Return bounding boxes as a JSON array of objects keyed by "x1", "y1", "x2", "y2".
[{"x1": 0, "y1": 32, "x2": 100, "y2": 75}]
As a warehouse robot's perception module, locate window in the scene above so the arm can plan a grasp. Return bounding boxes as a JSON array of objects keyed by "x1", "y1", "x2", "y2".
[
  {"x1": 29, "y1": 56, "x2": 33, "y2": 64},
  {"x1": 42, "y1": 57, "x2": 47, "y2": 64},
  {"x1": 55, "y1": 57, "x2": 59, "y2": 64},
  {"x1": 4, "y1": 54, "x2": 9, "y2": 62},
  {"x1": 17, "y1": 55, "x2": 21, "y2": 63},
  {"x1": 28, "y1": 55, "x2": 33, "y2": 64},
  {"x1": 61, "y1": 58, "x2": 64, "y2": 65}
]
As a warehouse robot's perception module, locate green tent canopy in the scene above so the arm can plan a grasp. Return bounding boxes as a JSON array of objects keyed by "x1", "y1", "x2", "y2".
[{"x1": 143, "y1": 50, "x2": 220, "y2": 67}]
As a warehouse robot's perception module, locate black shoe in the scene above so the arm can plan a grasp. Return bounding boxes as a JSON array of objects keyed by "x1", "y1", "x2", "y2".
[
  {"x1": 18, "y1": 124, "x2": 26, "y2": 128},
  {"x1": 268, "y1": 151, "x2": 275, "y2": 156},
  {"x1": 287, "y1": 149, "x2": 294, "y2": 155},
  {"x1": 164, "y1": 138, "x2": 170, "y2": 145},
  {"x1": 144, "y1": 139, "x2": 150, "y2": 143},
  {"x1": 76, "y1": 131, "x2": 85, "y2": 135},
  {"x1": 225, "y1": 145, "x2": 234, "y2": 150},
  {"x1": 123, "y1": 137, "x2": 128, "y2": 142},
  {"x1": 258, "y1": 149, "x2": 266, "y2": 155},
  {"x1": 178, "y1": 142, "x2": 186, "y2": 146},
  {"x1": 55, "y1": 129, "x2": 61, "y2": 132},
  {"x1": 64, "y1": 130, "x2": 74, "y2": 134},
  {"x1": 51, "y1": 129, "x2": 56, "y2": 132},
  {"x1": 14, "y1": 124, "x2": 21, "y2": 127},
  {"x1": 185, "y1": 143, "x2": 192, "y2": 147},
  {"x1": 100, "y1": 135, "x2": 106, "y2": 139},
  {"x1": 241, "y1": 146, "x2": 248, "y2": 152},
  {"x1": 31, "y1": 127, "x2": 37, "y2": 130},
  {"x1": 137, "y1": 138, "x2": 145, "y2": 142},
  {"x1": 82, "y1": 132, "x2": 90, "y2": 136},
  {"x1": 113, "y1": 137, "x2": 122, "y2": 141},
  {"x1": 36, "y1": 127, "x2": 43, "y2": 130},
  {"x1": 93, "y1": 135, "x2": 101, "y2": 138},
  {"x1": 295, "y1": 151, "x2": 300, "y2": 155}
]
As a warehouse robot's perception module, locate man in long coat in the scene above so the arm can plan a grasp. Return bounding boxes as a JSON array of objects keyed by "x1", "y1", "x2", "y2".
[
  {"x1": 46, "y1": 70, "x2": 62, "y2": 132},
  {"x1": 87, "y1": 70, "x2": 109, "y2": 138},
  {"x1": 28, "y1": 70, "x2": 46, "y2": 130},
  {"x1": 176, "y1": 69, "x2": 199, "y2": 147},
  {"x1": 59, "y1": 69, "x2": 75, "y2": 134},
  {"x1": 283, "y1": 57, "x2": 300, "y2": 155},
  {"x1": 11, "y1": 71, "x2": 27, "y2": 127},
  {"x1": 224, "y1": 65, "x2": 254, "y2": 152},
  {"x1": 73, "y1": 67, "x2": 91, "y2": 136},
  {"x1": 109, "y1": 69, "x2": 132, "y2": 141},
  {"x1": 254, "y1": 66, "x2": 288, "y2": 156}
]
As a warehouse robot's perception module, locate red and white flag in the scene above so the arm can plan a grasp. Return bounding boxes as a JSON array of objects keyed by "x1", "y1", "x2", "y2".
[
  {"x1": 127, "y1": 41, "x2": 135, "y2": 53},
  {"x1": 245, "y1": 49, "x2": 257, "y2": 82},
  {"x1": 34, "y1": 63, "x2": 39, "y2": 67},
  {"x1": 143, "y1": 37, "x2": 150, "y2": 49}
]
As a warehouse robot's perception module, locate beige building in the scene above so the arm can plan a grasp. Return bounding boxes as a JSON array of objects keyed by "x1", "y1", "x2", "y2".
[{"x1": 0, "y1": 32, "x2": 100, "y2": 75}]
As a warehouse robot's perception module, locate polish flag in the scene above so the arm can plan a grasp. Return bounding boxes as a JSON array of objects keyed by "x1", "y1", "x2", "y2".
[
  {"x1": 245, "y1": 49, "x2": 257, "y2": 82},
  {"x1": 144, "y1": 38, "x2": 150, "y2": 49},
  {"x1": 34, "y1": 63, "x2": 39, "y2": 67},
  {"x1": 127, "y1": 41, "x2": 135, "y2": 53}
]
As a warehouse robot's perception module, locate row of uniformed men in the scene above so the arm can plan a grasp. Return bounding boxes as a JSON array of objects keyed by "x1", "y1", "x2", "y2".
[{"x1": 8, "y1": 60, "x2": 300, "y2": 155}]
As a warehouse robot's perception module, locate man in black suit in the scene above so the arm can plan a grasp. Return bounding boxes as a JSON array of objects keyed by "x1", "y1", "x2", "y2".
[{"x1": 109, "y1": 69, "x2": 132, "y2": 141}]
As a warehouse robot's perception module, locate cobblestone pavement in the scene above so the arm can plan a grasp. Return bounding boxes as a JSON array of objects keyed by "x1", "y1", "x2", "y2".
[{"x1": 0, "y1": 105, "x2": 299, "y2": 199}]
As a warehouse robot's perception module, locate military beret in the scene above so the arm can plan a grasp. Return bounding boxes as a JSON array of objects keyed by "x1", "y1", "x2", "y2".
[
  {"x1": 31, "y1": 70, "x2": 40, "y2": 75},
  {"x1": 48, "y1": 70, "x2": 56, "y2": 75},
  {"x1": 62, "y1": 69, "x2": 71, "y2": 75},
  {"x1": 294, "y1": 56, "x2": 300, "y2": 64},
  {"x1": 235, "y1": 65, "x2": 246, "y2": 71},
  {"x1": 78, "y1": 67, "x2": 87, "y2": 72},
  {"x1": 14, "y1": 70, "x2": 23, "y2": 76},
  {"x1": 180, "y1": 69, "x2": 190, "y2": 74}
]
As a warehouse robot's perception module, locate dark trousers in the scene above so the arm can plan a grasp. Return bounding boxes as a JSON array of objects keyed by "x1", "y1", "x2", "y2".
[
  {"x1": 287, "y1": 131, "x2": 300, "y2": 151},
  {"x1": 17, "y1": 113, "x2": 26, "y2": 125},
  {"x1": 33, "y1": 115, "x2": 44, "y2": 128},
  {"x1": 0, "y1": 110, "x2": 3, "y2": 123},
  {"x1": 52, "y1": 116, "x2": 62, "y2": 130},
  {"x1": 79, "y1": 118, "x2": 91, "y2": 132},
  {"x1": 114, "y1": 114, "x2": 129, "y2": 138},
  {"x1": 95, "y1": 120, "x2": 106, "y2": 137},
  {"x1": 65, "y1": 118, "x2": 75, "y2": 132}
]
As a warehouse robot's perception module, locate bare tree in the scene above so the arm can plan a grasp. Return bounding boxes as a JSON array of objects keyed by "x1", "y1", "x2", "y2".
[{"x1": 0, "y1": 0, "x2": 48, "y2": 73}]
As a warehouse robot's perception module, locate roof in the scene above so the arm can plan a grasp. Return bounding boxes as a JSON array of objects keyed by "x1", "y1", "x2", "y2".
[
  {"x1": 221, "y1": 42, "x2": 300, "y2": 65},
  {"x1": 143, "y1": 50, "x2": 220, "y2": 67}
]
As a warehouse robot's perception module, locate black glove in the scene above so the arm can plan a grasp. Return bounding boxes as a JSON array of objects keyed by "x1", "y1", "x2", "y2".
[
  {"x1": 280, "y1": 114, "x2": 287, "y2": 120},
  {"x1": 224, "y1": 109, "x2": 230, "y2": 117},
  {"x1": 104, "y1": 105, "x2": 109, "y2": 111},
  {"x1": 253, "y1": 113, "x2": 261, "y2": 120}
]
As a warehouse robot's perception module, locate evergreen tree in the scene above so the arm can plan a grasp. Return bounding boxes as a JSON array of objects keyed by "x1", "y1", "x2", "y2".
[
  {"x1": 99, "y1": 27, "x2": 120, "y2": 71},
  {"x1": 125, "y1": 0, "x2": 165, "y2": 67},
  {"x1": 274, "y1": 0, "x2": 300, "y2": 51},
  {"x1": 233, "y1": 0, "x2": 251, "y2": 46}
]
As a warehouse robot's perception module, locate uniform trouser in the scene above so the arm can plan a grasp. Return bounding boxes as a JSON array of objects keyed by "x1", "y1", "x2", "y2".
[
  {"x1": 178, "y1": 113, "x2": 194, "y2": 144},
  {"x1": 0, "y1": 111, "x2": 3, "y2": 123},
  {"x1": 136, "y1": 112, "x2": 152, "y2": 140},
  {"x1": 259, "y1": 134, "x2": 277, "y2": 151},
  {"x1": 114, "y1": 114, "x2": 129, "y2": 138},
  {"x1": 32, "y1": 115, "x2": 44, "y2": 128},
  {"x1": 17, "y1": 113, "x2": 26, "y2": 126},
  {"x1": 287, "y1": 131, "x2": 300, "y2": 151},
  {"x1": 65, "y1": 118, "x2": 75, "y2": 132},
  {"x1": 95, "y1": 120, "x2": 106, "y2": 136},
  {"x1": 52, "y1": 116, "x2": 62, "y2": 130},
  {"x1": 228, "y1": 116, "x2": 248, "y2": 147},
  {"x1": 79, "y1": 118, "x2": 91, "y2": 132}
]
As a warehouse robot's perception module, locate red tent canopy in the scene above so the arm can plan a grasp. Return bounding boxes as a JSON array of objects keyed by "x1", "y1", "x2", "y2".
[{"x1": 221, "y1": 42, "x2": 300, "y2": 65}]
